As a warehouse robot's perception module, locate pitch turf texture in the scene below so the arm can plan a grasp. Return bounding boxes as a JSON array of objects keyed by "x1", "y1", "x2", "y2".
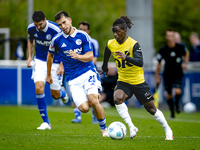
[{"x1": 0, "y1": 106, "x2": 199, "y2": 150}]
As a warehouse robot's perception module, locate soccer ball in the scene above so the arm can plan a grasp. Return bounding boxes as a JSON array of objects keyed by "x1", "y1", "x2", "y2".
[
  {"x1": 183, "y1": 102, "x2": 196, "y2": 113},
  {"x1": 108, "y1": 121, "x2": 127, "y2": 140}
]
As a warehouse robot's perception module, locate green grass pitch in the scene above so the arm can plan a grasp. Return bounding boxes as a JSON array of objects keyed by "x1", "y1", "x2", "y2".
[{"x1": 0, "y1": 106, "x2": 199, "y2": 150}]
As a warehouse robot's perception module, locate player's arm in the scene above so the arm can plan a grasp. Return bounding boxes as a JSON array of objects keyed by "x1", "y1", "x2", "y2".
[
  {"x1": 125, "y1": 43, "x2": 143, "y2": 67},
  {"x1": 46, "y1": 52, "x2": 54, "y2": 84},
  {"x1": 57, "y1": 61, "x2": 64, "y2": 75},
  {"x1": 101, "y1": 45, "x2": 111, "y2": 76},
  {"x1": 26, "y1": 39, "x2": 35, "y2": 67},
  {"x1": 182, "y1": 47, "x2": 189, "y2": 69},
  {"x1": 155, "y1": 53, "x2": 162, "y2": 85},
  {"x1": 69, "y1": 50, "x2": 93, "y2": 62}
]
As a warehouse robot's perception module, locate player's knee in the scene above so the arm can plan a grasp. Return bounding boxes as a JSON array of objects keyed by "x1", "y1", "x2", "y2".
[
  {"x1": 113, "y1": 96, "x2": 124, "y2": 105},
  {"x1": 174, "y1": 88, "x2": 181, "y2": 95},
  {"x1": 78, "y1": 103, "x2": 90, "y2": 113}
]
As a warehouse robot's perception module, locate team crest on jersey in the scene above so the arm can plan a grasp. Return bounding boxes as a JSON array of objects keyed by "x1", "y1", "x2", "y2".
[
  {"x1": 46, "y1": 34, "x2": 52, "y2": 40},
  {"x1": 76, "y1": 39, "x2": 82, "y2": 45}
]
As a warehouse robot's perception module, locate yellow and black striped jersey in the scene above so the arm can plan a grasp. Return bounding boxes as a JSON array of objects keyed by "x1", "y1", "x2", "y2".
[{"x1": 107, "y1": 36, "x2": 145, "y2": 85}]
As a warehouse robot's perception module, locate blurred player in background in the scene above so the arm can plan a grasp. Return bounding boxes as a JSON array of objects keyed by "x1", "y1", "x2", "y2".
[
  {"x1": 189, "y1": 32, "x2": 200, "y2": 61},
  {"x1": 155, "y1": 29, "x2": 189, "y2": 118},
  {"x1": 46, "y1": 11, "x2": 108, "y2": 137},
  {"x1": 101, "y1": 16, "x2": 173, "y2": 140},
  {"x1": 26, "y1": 10, "x2": 68, "y2": 130},
  {"x1": 71, "y1": 21, "x2": 100, "y2": 124}
]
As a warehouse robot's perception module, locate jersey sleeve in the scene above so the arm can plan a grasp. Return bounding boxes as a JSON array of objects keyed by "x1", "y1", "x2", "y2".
[
  {"x1": 125, "y1": 42, "x2": 143, "y2": 67},
  {"x1": 48, "y1": 37, "x2": 57, "y2": 55},
  {"x1": 82, "y1": 34, "x2": 93, "y2": 53},
  {"x1": 157, "y1": 48, "x2": 163, "y2": 62}
]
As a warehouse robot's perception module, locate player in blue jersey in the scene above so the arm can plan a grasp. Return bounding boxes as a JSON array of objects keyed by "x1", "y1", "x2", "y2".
[
  {"x1": 26, "y1": 11, "x2": 68, "y2": 130},
  {"x1": 71, "y1": 21, "x2": 100, "y2": 124},
  {"x1": 46, "y1": 11, "x2": 108, "y2": 137}
]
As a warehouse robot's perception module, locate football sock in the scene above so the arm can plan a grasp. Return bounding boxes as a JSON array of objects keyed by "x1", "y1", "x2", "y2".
[
  {"x1": 74, "y1": 107, "x2": 81, "y2": 120},
  {"x1": 167, "y1": 98, "x2": 175, "y2": 118},
  {"x1": 175, "y1": 94, "x2": 181, "y2": 113},
  {"x1": 153, "y1": 108, "x2": 170, "y2": 132},
  {"x1": 36, "y1": 94, "x2": 49, "y2": 124},
  {"x1": 98, "y1": 118, "x2": 107, "y2": 130},
  {"x1": 115, "y1": 103, "x2": 134, "y2": 128},
  {"x1": 60, "y1": 88, "x2": 66, "y2": 98}
]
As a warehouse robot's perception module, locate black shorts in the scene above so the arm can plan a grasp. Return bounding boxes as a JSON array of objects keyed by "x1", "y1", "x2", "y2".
[
  {"x1": 115, "y1": 81, "x2": 154, "y2": 105},
  {"x1": 163, "y1": 76, "x2": 183, "y2": 94}
]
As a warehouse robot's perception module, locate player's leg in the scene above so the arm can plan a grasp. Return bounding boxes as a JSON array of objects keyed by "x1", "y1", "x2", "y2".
[
  {"x1": 33, "y1": 59, "x2": 51, "y2": 130},
  {"x1": 71, "y1": 103, "x2": 82, "y2": 123},
  {"x1": 135, "y1": 81, "x2": 173, "y2": 140},
  {"x1": 174, "y1": 78, "x2": 183, "y2": 113},
  {"x1": 88, "y1": 93, "x2": 108, "y2": 137},
  {"x1": 143, "y1": 101, "x2": 173, "y2": 140},
  {"x1": 50, "y1": 64, "x2": 68, "y2": 104},
  {"x1": 164, "y1": 77, "x2": 175, "y2": 118},
  {"x1": 113, "y1": 88, "x2": 138, "y2": 139}
]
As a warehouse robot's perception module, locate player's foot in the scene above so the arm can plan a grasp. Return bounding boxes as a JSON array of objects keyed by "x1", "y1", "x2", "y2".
[
  {"x1": 92, "y1": 116, "x2": 98, "y2": 124},
  {"x1": 165, "y1": 127, "x2": 173, "y2": 140},
  {"x1": 101, "y1": 128, "x2": 109, "y2": 137},
  {"x1": 130, "y1": 126, "x2": 138, "y2": 139},
  {"x1": 71, "y1": 118, "x2": 81, "y2": 123},
  {"x1": 37, "y1": 122, "x2": 51, "y2": 130},
  {"x1": 61, "y1": 86, "x2": 69, "y2": 104}
]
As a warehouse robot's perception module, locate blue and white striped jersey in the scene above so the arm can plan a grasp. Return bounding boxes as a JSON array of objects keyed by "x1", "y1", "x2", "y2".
[
  {"x1": 27, "y1": 20, "x2": 62, "y2": 63},
  {"x1": 49, "y1": 28, "x2": 96, "y2": 81}
]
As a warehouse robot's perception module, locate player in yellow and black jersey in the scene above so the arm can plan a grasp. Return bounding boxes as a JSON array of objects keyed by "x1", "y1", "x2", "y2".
[{"x1": 101, "y1": 16, "x2": 173, "y2": 140}]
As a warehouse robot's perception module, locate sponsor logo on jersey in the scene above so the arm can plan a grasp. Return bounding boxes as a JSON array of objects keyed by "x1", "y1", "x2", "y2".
[
  {"x1": 61, "y1": 43, "x2": 67, "y2": 48},
  {"x1": 176, "y1": 57, "x2": 181, "y2": 63},
  {"x1": 36, "y1": 40, "x2": 51, "y2": 46},
  {"x1": 74, "y1": 47, "x2": 82, "y2": 54},
  {"x1": 76, "y1": 39, "x2": 82, "y2": 45},
  {"x1": 46, "y1": 34, "x2": 52, "y2": 40},
  {"x1": 137, "y1": 48, "x2": 142, "y2": 52}
]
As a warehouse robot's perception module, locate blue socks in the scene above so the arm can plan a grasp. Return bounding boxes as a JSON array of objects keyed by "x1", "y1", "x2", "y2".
[
  {"x1": 36, "y1": 94, "x2": 49, "y2": 124},
  {"x1": 60, "y1": 88, "x2": 66, "y2": 98},
  {"x1": 98, "y1": 118, "x2": 107, "y2": 130},
  {"x1": 74, "y1": 107, "x2": 81, "y2": 120}
]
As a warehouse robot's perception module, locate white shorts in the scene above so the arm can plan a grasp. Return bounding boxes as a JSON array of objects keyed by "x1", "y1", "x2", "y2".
[
  {"x1": 31, "y1": 58, "x2": 63, "y2": 90},
  {"x1": 68, "y1": 70, "x2": 102, "y2": 107}
]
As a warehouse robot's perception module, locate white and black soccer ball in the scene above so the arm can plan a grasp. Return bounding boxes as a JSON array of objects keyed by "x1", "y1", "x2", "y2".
[
  {"x1": 108, "y1": 121, "x2": 127, "y2": 140},
  {"x1": 183, "y1": 102, "x2": 196, "y2": 113}
]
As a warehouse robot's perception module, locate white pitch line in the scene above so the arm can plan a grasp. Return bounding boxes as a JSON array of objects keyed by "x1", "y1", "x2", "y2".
[{"x1": 10, "y1": 133, "x2": 199, "y2": 139}]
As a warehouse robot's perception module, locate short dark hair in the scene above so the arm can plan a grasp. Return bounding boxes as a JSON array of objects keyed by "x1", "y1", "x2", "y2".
[
  {"x1": 113, "y1": 16, "x2": 134, "y2": 30},
  {"x1": 32, "y1": 11, "x2": 45, "y2": 22},
  {"x1": 79, "y1": 21, "x2": 90, "y2": 30},
  {"x1": 55, "y1": 11, "x2": 69, "y2": 21}
]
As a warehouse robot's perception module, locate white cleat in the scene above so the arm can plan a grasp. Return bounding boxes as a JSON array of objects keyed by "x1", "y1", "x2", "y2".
[
  {"x1": 37, "y1": 122, "x2": 51, "y2": 130},
  {"x1": 165, "y1": 128, "x2": 173, "y2": 140},
  {"x1": 130, "y1": 126, "x2": 138, "y2": 139},
  {"x1": 101, "y1": 128, "x2": 109, "y2": 137},
  {"x1": 61, "y1": 86, "x2": 69, "y2": 104}
]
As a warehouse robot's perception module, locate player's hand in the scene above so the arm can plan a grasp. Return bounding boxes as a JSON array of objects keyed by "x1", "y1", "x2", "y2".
[
  {"x1": 26, "y1": 57, "x2": 32, "y2": 67},
  {"x1": 46, "y1": 75, "x2": 53, "y2": 84},
  {"x1": 114, "y1": 51, "x2": 126, "y2": 60},
  {"x1": 181, "y1": 63, "x2": 187, "y2": 70},
  {"x1": 100, "y1": 66, "x2": 108, "y2": 76},
  {"x1": 155, "y1": 75, "x2": 161, "y2": 85},
  {"x1": 69, "y1": 50, "x2": 79, "y2": 59},
  {"x1": 57, "y1": 64, "x2": 64, "y2": 75}
]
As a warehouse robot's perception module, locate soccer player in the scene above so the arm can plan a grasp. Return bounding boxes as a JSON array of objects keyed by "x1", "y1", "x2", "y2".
[
  {"x1": 26, "y1": 10, "x2": 68, "y2": 130},
  {"x1": 71, "y1": 21, "x2": 100, "y2": 124},
  {"x1": 46, "y1": 11, "x2": 108, "y2": 137},
  {"x1": 155, "y1": 29, "x2": 189, "y2": 118},
  {"x1": 101, "y1": 16, "x2": 173, "y2": 140}
]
